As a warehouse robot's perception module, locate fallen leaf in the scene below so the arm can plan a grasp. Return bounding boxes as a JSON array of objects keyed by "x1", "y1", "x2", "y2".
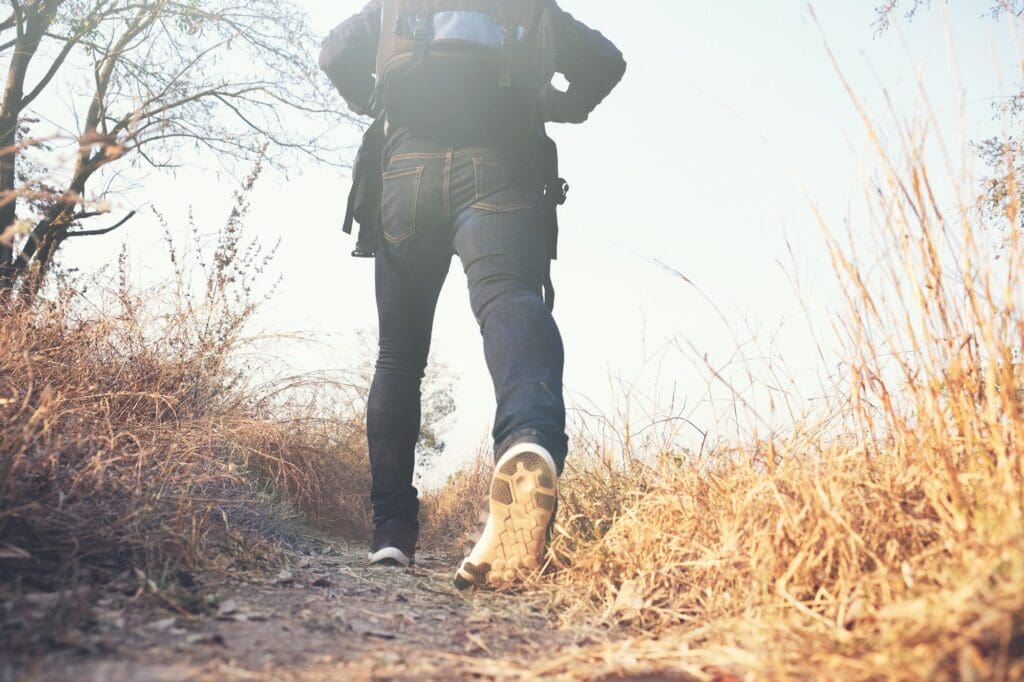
[
  {"x1": 901, "y1": 561, "x2": 915, "y2": 589},
  {"x1": 217, "y1": 599, "x2": 238, "y2": 617},
  {"x1": 146, "y1": 617, "x2": 177, "y2": 631},
  {"x1": 612, "y1": 578, "x2": 645, "y2": 617},
  {"x1": 465, "y1": 631, "x2": 493, "y2": 655},
  {"x1": 0, "y1": 544, "x2": 31, "y2": 560}
]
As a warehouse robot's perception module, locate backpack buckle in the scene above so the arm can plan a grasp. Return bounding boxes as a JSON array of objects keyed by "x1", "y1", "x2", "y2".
[
  {"x1": 412, "y1": 13, "x2": 431, "y2": 41},
  {"x1": 544, "y1": 178, "x2": 569, "y2": 206},
  {"x1": 498, "y1": 24, "x2": 512, "y2": 87}
]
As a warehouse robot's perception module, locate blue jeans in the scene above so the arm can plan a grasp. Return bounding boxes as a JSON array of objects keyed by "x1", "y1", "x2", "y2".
[{"x1": 366, "y1": 135, "x2": 568, "y2": 528}]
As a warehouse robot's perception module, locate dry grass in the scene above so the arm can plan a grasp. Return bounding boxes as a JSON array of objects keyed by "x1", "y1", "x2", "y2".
[
  {"x1": 419, "y1": 451, "x2": 490, "y2": 556},
  {"x1": 0, "y1": 174, "x2": 375, "y2": 596},
  {"x1": 480, "y1": 41, "x2": 1024, "y2": 682}
]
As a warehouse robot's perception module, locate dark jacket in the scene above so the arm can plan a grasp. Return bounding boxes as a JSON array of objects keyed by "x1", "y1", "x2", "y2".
[
  {"x1": 319, "y1": 1, "x2": 627, "y2": 123},
  {"x1": 320, "y1": 1, "x2": 626, "y2": 259}
]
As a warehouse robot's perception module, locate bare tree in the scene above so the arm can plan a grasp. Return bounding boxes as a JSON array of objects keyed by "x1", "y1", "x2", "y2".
[
  {"x1": 0, "y1": 0, "x2": 357, "y2": 297},
  {"x1": 873, "y1": 0, "x2": 1024, "y2": 31},
  {"x1": 873, "y1": 1, "x2": 1024, "y2": 229}
]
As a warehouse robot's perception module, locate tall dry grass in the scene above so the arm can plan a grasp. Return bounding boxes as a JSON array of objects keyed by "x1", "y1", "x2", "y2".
[
  {"x1": 0, "y1": 173, "x2": 376, "y2": 595},
  {"x1": 493, "y1": 36, "x2": 1024, "y2": 682}
]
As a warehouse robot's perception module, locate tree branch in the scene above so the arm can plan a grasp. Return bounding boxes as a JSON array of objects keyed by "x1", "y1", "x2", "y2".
[
  {"x1": 65, "y1": 209, "x2": 136, "y2": 237},
  {"x1": 20, "y1": 32, "x2": 79, "y2": 108}
]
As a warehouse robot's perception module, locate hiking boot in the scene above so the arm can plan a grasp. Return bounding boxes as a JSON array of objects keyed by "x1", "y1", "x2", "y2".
[
  {"x1": 454, "y1": 442, "x2": 558, "y2": 590},
  {"x1": 368, "y1": 518, "x2": 417, "y2": 567}
]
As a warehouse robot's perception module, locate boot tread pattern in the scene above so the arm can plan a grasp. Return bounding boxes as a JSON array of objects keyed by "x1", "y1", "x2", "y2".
[{"x1": 456, "y1": 450, "x2": 557, "y2": 589}]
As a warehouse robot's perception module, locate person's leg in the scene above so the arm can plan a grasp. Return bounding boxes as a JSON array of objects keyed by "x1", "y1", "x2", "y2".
[
  {"x1": 450, "y1": 173, "x2": 569, "y2": 470},
  {"x1": 449, "y1": 152, "x2": 568, "y2": 588},
  {"x1": 366, "y1": 253, "x2": 447, "y2": 530},
  {"x1": 366, "y1": 147, "x2": 451, "y2": 534}
]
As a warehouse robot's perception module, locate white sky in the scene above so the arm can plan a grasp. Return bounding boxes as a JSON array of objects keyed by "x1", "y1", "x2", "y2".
[{"x1": 57, "y1": 1, "x2": 1017, "y2": 483}]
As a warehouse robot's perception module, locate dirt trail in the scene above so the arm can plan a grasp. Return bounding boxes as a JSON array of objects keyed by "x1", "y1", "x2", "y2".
[{"x1": 3, "y1": 540, "x2": 607, "y2": 681}]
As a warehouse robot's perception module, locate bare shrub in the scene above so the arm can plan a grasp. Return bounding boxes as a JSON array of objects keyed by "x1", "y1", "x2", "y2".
[{"x1": 0, "y1": 170, "x2": 370, "y2": 591}]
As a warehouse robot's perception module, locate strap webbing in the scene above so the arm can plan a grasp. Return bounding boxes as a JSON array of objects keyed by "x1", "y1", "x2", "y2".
[
  {"x1": 413, "y1": 12, "x2": 431, "y2": 60},
  {"x1": 543, "y1": 263, "x2": 555, "y2": 311}
]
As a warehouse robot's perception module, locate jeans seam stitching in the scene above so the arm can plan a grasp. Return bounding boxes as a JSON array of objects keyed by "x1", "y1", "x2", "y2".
[
  {"x1": 472, "y1": 156, "x2": 482, "y2": 202},
  {"x1": 470, "y1": 201, "x2": 537, "y2": 212},
  {"x1": 390, "y1": 152, "x2": 449, "y2": 161},
  {"x1": 443, "y1": 151, "x2": 452, "y2": 218}
]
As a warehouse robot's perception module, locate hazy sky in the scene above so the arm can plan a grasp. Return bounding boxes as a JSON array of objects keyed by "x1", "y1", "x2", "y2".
[{"x1": 60, "y1": 2, "x2": 1017, "y2": 482}]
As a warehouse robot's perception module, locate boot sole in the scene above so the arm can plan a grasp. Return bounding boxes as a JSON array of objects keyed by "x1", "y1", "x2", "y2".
[{"x1": 454, "y1": 445, "x2": 557, "y2": 590}]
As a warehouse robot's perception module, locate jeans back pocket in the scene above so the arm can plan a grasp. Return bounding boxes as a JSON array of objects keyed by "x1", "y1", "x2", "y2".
[
  {"x1": 381, "y1": 165, "x2": 424, "y2": 245},
  {"x1": 470, "y1": 156, "x2": 538, "y2": 213}
]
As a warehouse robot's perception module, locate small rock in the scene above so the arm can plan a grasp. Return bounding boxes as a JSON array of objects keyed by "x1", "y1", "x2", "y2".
[
  {"x1": 274, "y1": 569, "x2": 294, "y2": 585},
  {"x1": 176, "y1": 571, "x2": 197, "y2": 589},
  {"x1": 23, "y1": 592, "x2": 63, "y2": 607},
  {"x1": 350, "y1": 619, "x2": 396, "y2": 640},
  {"x1": 185, "y1": 632, "x2": 226, "y2": 647},
  {"x1": 95, "y1": 609, "x2": 126, "y2": 630}
]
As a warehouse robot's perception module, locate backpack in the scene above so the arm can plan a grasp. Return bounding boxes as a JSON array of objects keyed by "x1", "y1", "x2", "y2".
[{"x1": 373, "y1": 0, "x2": 555, "y2": 142}]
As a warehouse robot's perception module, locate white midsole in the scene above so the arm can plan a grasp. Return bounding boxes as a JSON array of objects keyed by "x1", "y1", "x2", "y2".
[
  {"x1": 497, "y1": 441, "x2": 557, "y2": 474},
  {"x1": 368, "y1": 546, "x2": 412, "y2": 567}
]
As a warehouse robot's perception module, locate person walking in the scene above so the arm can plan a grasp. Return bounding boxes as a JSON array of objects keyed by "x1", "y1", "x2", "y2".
[{"x1": 319, "y1": 0, "x2": 625, "y2": 589}]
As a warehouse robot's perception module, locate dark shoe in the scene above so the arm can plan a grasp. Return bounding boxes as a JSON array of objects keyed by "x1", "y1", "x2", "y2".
[
  {"x1": 368, "y1": 518, "x2": 417, "y2": 567},
  {"x1": 454, "y1": 443, "x2": 558, "y2": 589}
]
